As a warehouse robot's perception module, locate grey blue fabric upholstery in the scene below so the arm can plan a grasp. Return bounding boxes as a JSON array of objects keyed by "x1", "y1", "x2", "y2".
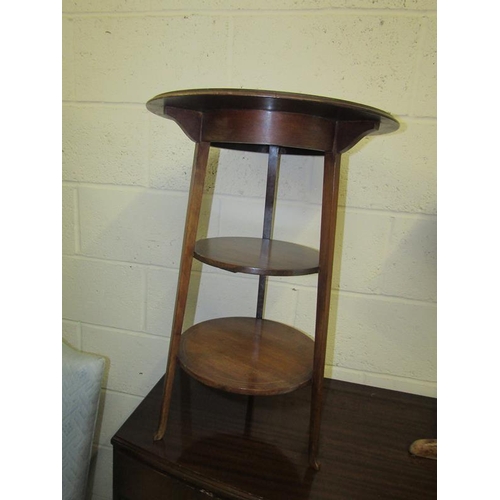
[{"x1": 62, "y1": 343, "x2": 105, "y2": 500}]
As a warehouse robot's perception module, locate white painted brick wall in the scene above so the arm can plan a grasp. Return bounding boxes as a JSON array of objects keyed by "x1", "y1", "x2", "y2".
[
  {"x1": 72, "y1": 15, "x2": 230, "y2": 103},
  {"x1": 62, "y1": 186, "x2": 76, "y2": 255},
  {"x1": 342, "y1": 119, "x2": 437, "y2": 213},
  {"x1": 64, "y1": 0, "x2": 436, "y2": 12},
  {"x1": 62, "y1": 320, "x2": 81, "y2": 349},
  {"x1": 62, "y1": 1, "x2": 436, "y2": 498},
  {"x1": 334, "y1": 209, "x2": 393, "y2": 294},
  {"x1": 214, "y1": 150, "x2": 320, "y2": 202},
  {"x1": 148, "y1": 118, "x2": 198, "y2": 192},
  {"x1": 78, "y1": 186, "x2": 218, "y2": 267},
  {"x1": 94, "y1": 391, "x2": 143, "y2": 449},
  {"x1": 190, "y1": 271, "x2": 300, "y2": 326},
  {"x1": 333, "y1": 294, "x2": 437, "y2": 380},
  {"x1": 62, "y1": 17, "x2": 75, "y2": 101},
  {"x1": 294, "y1": 289, "x2": 437, "y2": 385},
  {"x1": 82, "y1": 324, "x2": 169, "y2": 397},
  {"x1": 63, "y1": 105, "x2": 150, "y2": 186},
  {"x1": 86, "y1": 446, "x2": 113, "y2": 500},
  {"x1": 410, "y1": 15, "x2": 436, "y2": 117},
  {"x1": 62, "y1": 257, "x2": 145, "y2": 330},
  {"x1": 231, "y1": 14, "x2": 422, "y2": 115},
  {"x1": 145, "y1": 266, "x2": 180, "y2": 336},
  {"x1": 381, "y1": 215, "x2": 437, "y2": 301}
]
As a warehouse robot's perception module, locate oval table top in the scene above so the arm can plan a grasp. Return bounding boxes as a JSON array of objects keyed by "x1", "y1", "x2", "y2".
[{"x1": 146, "y1": 88, "x2": 399, "y2": 135}]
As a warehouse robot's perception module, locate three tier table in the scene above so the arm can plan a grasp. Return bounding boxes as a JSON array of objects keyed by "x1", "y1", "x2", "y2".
[{"x1": 146, "y1": 89, "x2": 399, "y2": 469}]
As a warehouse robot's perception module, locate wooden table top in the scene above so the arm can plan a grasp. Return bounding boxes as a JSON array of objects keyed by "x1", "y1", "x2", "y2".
[
  {"x1": 146, "y1": 88, "x2": 399, "y2": 135},
  {"x1": 112, "y1": 368, "x2": 436, "y2": 500}
]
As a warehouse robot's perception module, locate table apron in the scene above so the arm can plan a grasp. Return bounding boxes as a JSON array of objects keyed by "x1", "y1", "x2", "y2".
[{"x1": 201, "y1": 109, "x2": 336, "y2": 152}]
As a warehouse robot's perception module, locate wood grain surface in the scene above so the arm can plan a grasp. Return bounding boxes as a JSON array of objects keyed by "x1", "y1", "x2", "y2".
[
  {"x1": 146, "y1": 89, "x2": 399, "y2": 155},
  {"x1": 178, "y1": 317, "x2": 314, "y2": 396},
  {"x1": 112, "y1": 369, "x2": 436, "y2": 500},
  {"x1": 194, "y1": 237, "x2": 319, "y2": 276}
]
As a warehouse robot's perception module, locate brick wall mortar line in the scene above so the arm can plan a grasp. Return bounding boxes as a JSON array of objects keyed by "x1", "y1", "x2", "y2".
[
  {"x1": 62, "y1": 101, "x2": 437, "y2": 121},
  {"x1": 100, "y1": 387, "x2": 144, "y2": 403},
  {"x1": 326, "y1": 364, "x2": 437, "y2": 385},
  {"x1": 145, "y1": 108, "x2": 152, "y2": 189},
  {"x1": 290, "y1": 284, "x2": 437, "y2": 306},
  {"x1": 307, "y1": 199, "x2": 437, "y2": 216},
  {"x1": 74, "y1": 187, "x2": 81, "y2": 254},
  {"x1": 63, "y1": 253, "x2": 181, "y2": 271},
  {"x1": 77, "y1": 321, "x2": 83, "y2": 350},
  {"x1": 62, "y1": 9, "x2": 436, "y2": 19},
  {"x1": 380, "y1": 213, "x2": 396, "y2": 295},
  {"x1": 186, "y1": 265, "x2": 437, "y2": 306},
  {"x1": 345, "y1": 207, "x2": 436, "y2": 220},
  {"x1": 63, "y1": 100, "x2": 146, "y2": 109},
  {"x1": 95, "y1": 443, "x2": 113, "y2": 452},
  {"x1": 227, "y1": 16, "x2": 234, "y2": 86},
  {"x1": 141, "y1": 268, "x2": 148, "y2": 332},
  {"x1": 63, "y1": 318, "x2": 82, "y2": 326},
  {"x1": 407, "y1": 15, "x2": 429, "y2": 117},
  {"x1": 64, "y1": 251, "x2": 436, "y2": 306},
  {"x1": 218, "y1": 190, "x2": 437, "y2": 217},
  {"x1": 62, "y1": 182, "x2": 437, "y2": 220},
  {"x1": 80, "y1": 320, "x2": 171, "y2": 341},
  {"x1": 326, "y1": 363, "x2": 437, "y2": 397},
  {"x1": 70, "y1": 16, "x2": 76, "y2": 100},
  {"x1": 63, "y1": 181, "x2": 189, "y2": 196}
]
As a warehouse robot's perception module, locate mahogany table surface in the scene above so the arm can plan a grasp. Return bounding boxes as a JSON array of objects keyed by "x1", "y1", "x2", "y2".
[
  {"x1": 146, "y1": 88, "x2": 399, "y2": 156},
  {"x1": 146, "y1": 88, "x2": 399, "y2": 135},
  {"x1": 112, "y1": 368, "x2": 436, "y2": 500}
]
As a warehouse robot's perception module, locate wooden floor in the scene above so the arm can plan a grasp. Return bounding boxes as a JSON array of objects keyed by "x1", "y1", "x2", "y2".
[{"x1": 112, "y1": 368, "x2": 436, "y2": 499}]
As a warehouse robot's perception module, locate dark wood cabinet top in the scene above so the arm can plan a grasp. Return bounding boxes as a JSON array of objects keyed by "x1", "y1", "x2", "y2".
[{"x1": 112, "y1": 368, "x2": 436, "y2": 500}]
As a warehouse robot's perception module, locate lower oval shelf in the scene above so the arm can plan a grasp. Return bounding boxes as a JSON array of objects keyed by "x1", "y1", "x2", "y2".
[{"x1": 178, "y1": 317, "x2": 314, "y2": 396}]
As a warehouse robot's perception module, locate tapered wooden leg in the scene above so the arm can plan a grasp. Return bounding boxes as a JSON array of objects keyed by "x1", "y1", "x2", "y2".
[
  {"x1": 256, "y1": 145, "x2": 280, "y2": 320},
  {"x1": 309, "y1": 149, "x2": 342, "y2": 469},
  {"x1": 154, "y1": 141, "x2": 211, "y2": 441},
  {"x1": 248, "y1": 146, "x2": 280, "y2": 439}
]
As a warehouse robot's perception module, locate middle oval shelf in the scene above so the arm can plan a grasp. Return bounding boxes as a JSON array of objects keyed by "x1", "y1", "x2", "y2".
[{"x1": 194, "y1": 237, "x2": 319, "y2": 276}]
